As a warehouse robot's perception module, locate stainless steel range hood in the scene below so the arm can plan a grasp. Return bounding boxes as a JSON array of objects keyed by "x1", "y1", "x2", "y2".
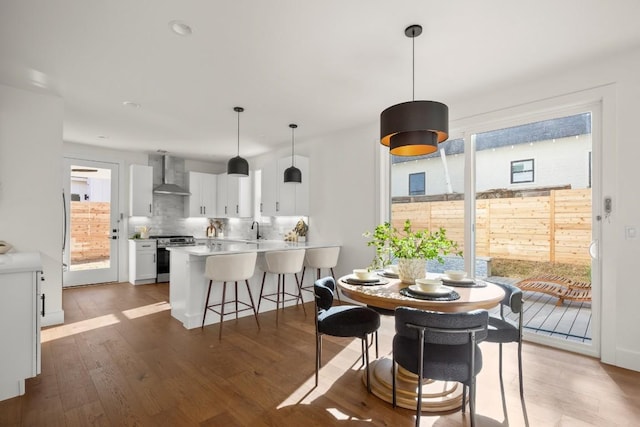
[{"x1": 153, "y1": 153, "x2": 191, "y2": 196}]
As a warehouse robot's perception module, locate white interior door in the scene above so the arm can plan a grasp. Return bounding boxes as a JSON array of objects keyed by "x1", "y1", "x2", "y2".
[{"x1": 63, "y1": 158, "x2": 119, "y2": 287}]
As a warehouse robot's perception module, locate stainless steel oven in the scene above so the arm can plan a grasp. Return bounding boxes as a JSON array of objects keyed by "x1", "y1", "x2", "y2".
[{"x1": 151, "y1": 235, "x2": 195, "y2": 282}]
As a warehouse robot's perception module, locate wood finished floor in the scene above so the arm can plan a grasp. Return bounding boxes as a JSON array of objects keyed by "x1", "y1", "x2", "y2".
[{"x1": 1, "y1": 281, "x2": 639, "y2": 426}]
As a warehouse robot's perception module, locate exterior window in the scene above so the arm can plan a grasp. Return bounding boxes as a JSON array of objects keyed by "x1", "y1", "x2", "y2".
[
  {"x1": 511, "y1": 159, "x2": 534, "y2": 184},
  {"x1": 409, "y1": 172, "x2": 425, "y2": 195}
]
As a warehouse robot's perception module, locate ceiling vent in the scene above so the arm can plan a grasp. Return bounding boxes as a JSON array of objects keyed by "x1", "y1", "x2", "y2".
[{"x1": 153, "y1": 152, "x2": 191, "y2": 196}]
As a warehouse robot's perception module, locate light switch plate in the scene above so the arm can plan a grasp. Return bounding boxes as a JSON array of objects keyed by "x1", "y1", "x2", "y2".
[{"x1": 625, "y1": 226, "x2": 637, "y2": 240}]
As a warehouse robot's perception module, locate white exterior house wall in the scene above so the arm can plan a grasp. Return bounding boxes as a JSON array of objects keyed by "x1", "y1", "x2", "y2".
[{"x1": 392, "y1": 134, "x2": 592, "y2": 197}]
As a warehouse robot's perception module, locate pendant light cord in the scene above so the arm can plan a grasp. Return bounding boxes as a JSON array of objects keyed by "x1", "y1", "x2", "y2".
[
  {"x1": 236, "y1": 109, "x2": 240, "y2": 156},
  {"x1": 412, "y1": 27, "x2": 415, "y2": 101},
  {"x1": 291, "y1": 126, "x2": 295, "y2": 166}
]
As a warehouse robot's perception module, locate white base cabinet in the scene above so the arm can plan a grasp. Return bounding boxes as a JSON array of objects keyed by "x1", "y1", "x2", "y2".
[
  {"x1": 0, "y1": 252, "x2": 43, "y2": 402},
  {"x1": 128, "y1": 240, "x2": 157, "y2": 285}
]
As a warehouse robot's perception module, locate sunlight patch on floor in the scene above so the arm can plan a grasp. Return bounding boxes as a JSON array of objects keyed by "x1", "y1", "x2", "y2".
[
  {"x1": 42, "y1": 313, "x2": 120, "y2": 342},
  {"x1": 121, "y1": 301, "x2": 171, "y2": 319}
]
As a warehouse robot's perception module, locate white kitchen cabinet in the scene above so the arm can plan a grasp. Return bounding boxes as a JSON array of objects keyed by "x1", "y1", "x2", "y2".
[
  {"x1": 0, "y1": 252, "x2": 43, "y2": 402},
  {"x1": 129, "y1": 164, "x2": 153, "y2": 216},
  {"x1": 261, "y1": 155, "x2": 309, "y2": 216},
  {"x1": 184, "y1": 171, "x2": 217, "y2": 217},
  {"x1": 128, "y1": 239, "x2": 157, "y2": 285},
  {"x1": 217, "y1": 172, "x2": 253, "y2": 218}
]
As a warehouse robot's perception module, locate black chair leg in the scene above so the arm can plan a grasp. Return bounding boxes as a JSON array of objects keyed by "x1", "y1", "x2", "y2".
[
  {"x1": 363, "y1": 335, "x2": 371, "y2": 393},
  {"x1": 470, "y1": 380, "x2": 477, "y2": 427},
  {"x1": 462, "y1": 384, "x2": 467, "y2": 413},
  {"x1": 518, "y1": 340, "x2": 524, "y2": 400},
  {"x1": 315, "y1": 333, "x2": 321, "y2": 387},
  {"x1": 202, "y1": 279, "x2": 213, "y2": 328}
]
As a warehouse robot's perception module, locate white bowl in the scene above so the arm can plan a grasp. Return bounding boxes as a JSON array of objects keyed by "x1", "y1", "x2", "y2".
[
  {"x1": 353, "y1": 269, "x2": 377, "y2": 280},
  {"x1": 445, "y1": 270, "x2": 467, "y2": 281},
  {"x1": 0, "y1": 241, "x2": 12, "y2": 255},
  {"x1": 414, "y1": 278, "x2": 443, "y2": 292}
]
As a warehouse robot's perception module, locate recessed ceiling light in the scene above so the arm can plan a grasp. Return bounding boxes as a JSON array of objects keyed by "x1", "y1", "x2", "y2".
[
  {"x1": 169, "y1": 20, "x2": 192, "y2": 36},
  {"x1": 97, "y1": 135, "x2": 109, "y2": 139},
  {"x1": 122, "y1": 101, "x2": 141, "y2": 108}
]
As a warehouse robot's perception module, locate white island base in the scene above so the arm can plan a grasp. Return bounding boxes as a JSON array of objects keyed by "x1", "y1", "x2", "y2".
[{"x1": 168, "y1": 242, "x2": 339, "y2": 329}]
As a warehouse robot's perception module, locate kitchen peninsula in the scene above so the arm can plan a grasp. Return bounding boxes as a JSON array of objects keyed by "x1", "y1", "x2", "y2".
[{"x1": 168, "y1": 239, "x2": 340, "y2": 329}]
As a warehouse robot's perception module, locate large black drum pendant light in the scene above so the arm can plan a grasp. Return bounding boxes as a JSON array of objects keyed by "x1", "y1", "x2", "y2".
[
  {"x1": 227, "y1": 106, "x2": 249, "y2": 176},
  {"x1": 284, "y1": 123, "x2": 302, "y2": 183},
  {"x1": 380, "y1": 25, "x2": 449, "y2": 156}
]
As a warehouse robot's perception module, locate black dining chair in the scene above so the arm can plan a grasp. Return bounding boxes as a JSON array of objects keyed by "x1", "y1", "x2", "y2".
[
  {"x1": 392, "y1": 307, "x2": 489, "y2": 427},
  {"x1": 486, "y1": 281, "x2": 525, "y2": 419},
  {"x1": 314, "y1": 277, "x2": 380, "y2": 392}
]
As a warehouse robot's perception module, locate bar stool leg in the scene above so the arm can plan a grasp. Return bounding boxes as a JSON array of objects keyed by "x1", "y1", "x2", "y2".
[
  {"x1": 235, "y1": 281, "x2": 239, "y2": 320},
  {"x1": 219, "y1": 282, "x2": 227, "y2": 341},
  {"x1": 294, "y1": 273, "x2": 306, "y2": 315},
  {"x1": 245, "y1": 279, "x2": 260, "y2": 330},
  {"x1": 330, "y1": 267, "x2": 341, "y2": 302},
  {"x1": 202, "y1": 279, "x2": 213, "y2": 329},
  {"x1": 276, "y1": 274, "x2": 282, "y2": 325},
  {"x1": 257, "y1": 272, "x2": 267, "y2": 312}
]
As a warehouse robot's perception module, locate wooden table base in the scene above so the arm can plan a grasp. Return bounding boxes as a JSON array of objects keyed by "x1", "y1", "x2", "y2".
[{"x1": 365, "y1": 356, "x2": 465, "y2": 412}]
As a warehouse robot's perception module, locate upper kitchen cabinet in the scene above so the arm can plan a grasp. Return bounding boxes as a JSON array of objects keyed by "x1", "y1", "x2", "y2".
[
  {"x1": 129, "y1": 164, "x2": 153, "y2": 217},
  {"x1": 217, "y1": 172, "x2": 253, "y2": 218},
  {"x1": 261, "y1": 155, "x2": 309, "y2": 217},
  {"x1": 184, "y1": 171, "x2": 217, "y2": 218}
]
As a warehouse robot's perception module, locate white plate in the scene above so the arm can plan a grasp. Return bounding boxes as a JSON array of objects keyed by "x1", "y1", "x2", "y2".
[
  {"x1": 442, "y1": 277, "x2": 475, "y2": 284},
  {"x1": 408, "y1": 284, "x2": 453, "y2": 296}
]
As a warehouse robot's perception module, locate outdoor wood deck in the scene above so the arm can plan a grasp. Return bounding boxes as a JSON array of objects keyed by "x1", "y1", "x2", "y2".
[{"x1": 487, "y1": 276, "x2": 592, "y2": 343}]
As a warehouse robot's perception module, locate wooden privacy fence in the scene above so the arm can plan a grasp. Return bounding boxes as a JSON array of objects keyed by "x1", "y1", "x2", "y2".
[
  {"x1": 392, "y1": 188, "x2": 592, "y2": 265},
  {"x1": 70, "y1": 202, "x2": 110, "y2": 263}
]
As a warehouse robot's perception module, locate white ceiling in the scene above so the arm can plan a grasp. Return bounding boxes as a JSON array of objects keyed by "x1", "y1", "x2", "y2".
[{"x1": 2, "y1": 0, "x2": 640, "y2": 162}]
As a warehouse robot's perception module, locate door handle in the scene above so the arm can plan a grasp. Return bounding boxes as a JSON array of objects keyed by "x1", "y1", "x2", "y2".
[
  {"x1": 41, "y1": 293, "x2": 46, "y2": 317},
  {"x1": 589, "y1": 240, "x2": 598, "y2": 260}
]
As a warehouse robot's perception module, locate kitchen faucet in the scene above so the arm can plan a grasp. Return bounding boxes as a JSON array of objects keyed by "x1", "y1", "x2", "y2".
[{"x1": 251, "y1": 221, "x2": 262, "y2": 240}]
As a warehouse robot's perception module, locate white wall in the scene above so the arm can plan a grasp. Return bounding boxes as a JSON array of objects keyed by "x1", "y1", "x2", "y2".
[{"x1": 0, "y1": 84, "x2": 64, "y2": 326}]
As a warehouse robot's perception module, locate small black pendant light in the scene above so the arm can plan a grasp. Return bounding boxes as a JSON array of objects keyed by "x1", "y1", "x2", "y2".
[
  {"x1": 380, "y1": 24, "x2": 449, "y2": 156},
  {"x1": 283, "y1": 123, "x2": 302, "y2": 183},
  {"x1": 227, "y1": 106, "x2": 249, "y2": 176}
]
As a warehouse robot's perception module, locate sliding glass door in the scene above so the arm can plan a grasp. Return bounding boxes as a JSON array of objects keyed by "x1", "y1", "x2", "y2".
[{"x1": 388, "y1": 103, "x2": 601, "y2": 357}]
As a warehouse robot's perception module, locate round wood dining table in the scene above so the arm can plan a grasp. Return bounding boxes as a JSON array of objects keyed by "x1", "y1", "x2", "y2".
[{"x1": 337, "y1": 274, "x2": 505, "y2": 413}]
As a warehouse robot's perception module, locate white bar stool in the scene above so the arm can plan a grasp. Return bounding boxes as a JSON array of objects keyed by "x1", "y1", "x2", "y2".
[
  {"x1": 300, "y1": 246, "x2": 341, "y2": 302},
  {"x1": 257, "y1": 249, "x2": 306, "y2": 324},
  {"x1": 202, "y1": 252, "x2": 260, "y2": 340}
]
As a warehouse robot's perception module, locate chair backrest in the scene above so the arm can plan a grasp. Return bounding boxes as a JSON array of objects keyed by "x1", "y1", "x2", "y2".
[
  {"x1": 264, "y1": 249, "x2": 306, "y2": 274},
  {"x1": 314, "y1": 276, "x2": 336, "y2": 310},
  {"x1": 395, "y1": 307, "x2": 489, "y2": 345},
  {"x1": 304, "y1": 246, "x2": 340, "y2": 269},
  {"x1": 493, "y1": 281, "x2": 523, "y2": 314},
  {"x1": 204, "y1": 252, "x2": 257, "y2": 282}
]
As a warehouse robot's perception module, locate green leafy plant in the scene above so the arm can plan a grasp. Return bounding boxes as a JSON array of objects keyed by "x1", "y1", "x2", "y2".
[{"x1": 363, "y1": 220, "x2": 461, "y2": 270}]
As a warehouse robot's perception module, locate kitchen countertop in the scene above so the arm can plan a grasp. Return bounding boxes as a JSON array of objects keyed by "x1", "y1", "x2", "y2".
[
  {"x1": 0, "y1": 252, "x2": 42, "y2": 274},
  {"x1": 167, "y1": 240, "x2": 339, "y2": 256}
]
